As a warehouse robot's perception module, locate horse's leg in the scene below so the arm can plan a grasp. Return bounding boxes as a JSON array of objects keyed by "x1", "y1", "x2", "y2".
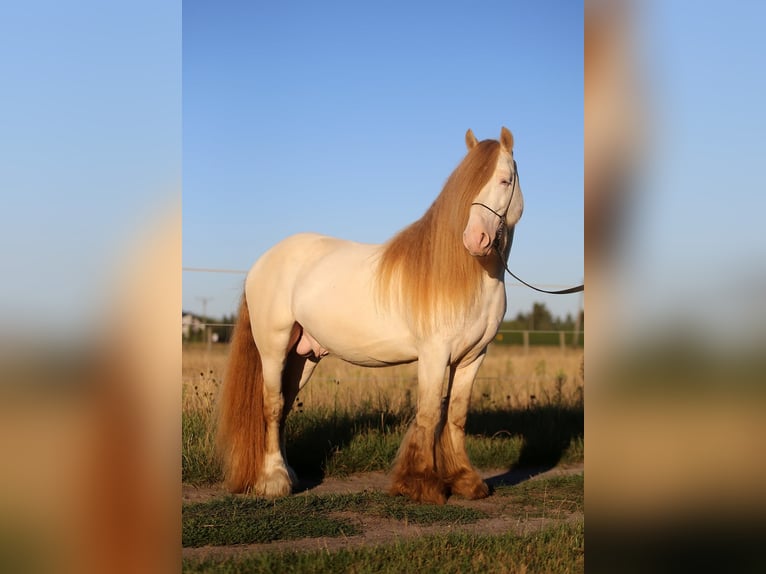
[
  {"x1": 390, "y1": 348, "x2": 449, "y2": 504},
  {"x1": 255, "y1": 329, "x2": 301, "y2": 498},
  {"x1": 279, "y1": 350, "x2": 319, "y2": 484},
  {"x1": 439, "y1": 352, "x2": 490, "y2": 499}
]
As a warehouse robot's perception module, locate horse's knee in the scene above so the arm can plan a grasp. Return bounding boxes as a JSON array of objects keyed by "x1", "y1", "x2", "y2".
[{"x1": 262, "y1": 392, "x2": 284, "y2": 420}]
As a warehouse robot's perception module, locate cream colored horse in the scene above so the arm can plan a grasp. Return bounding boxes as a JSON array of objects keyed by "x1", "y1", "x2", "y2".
[{"x1": 217, "y1": 127, "x2": 523, "y2": 504}]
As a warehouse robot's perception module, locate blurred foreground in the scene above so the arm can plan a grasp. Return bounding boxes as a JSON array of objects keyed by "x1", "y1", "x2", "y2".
[
  {"x1": 586, "y1": 0, "x2": 766, "y2": 570},
  {"x1": 0, "y1": 206, "x2": 181, "y2": 573}
]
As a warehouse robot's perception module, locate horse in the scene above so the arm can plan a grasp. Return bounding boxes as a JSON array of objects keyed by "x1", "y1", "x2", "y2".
[{"x1": 216, "y1": 127, "x2": 524, "y2": 504}]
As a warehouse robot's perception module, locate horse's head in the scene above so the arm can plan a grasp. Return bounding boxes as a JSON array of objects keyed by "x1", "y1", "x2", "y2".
[{"x1": 462, "y1": 127, "x2": 524, "y2": 258}]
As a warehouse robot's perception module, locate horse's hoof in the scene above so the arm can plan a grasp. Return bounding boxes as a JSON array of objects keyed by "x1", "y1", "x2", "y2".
[
  {"x1": 464, "y1": 480, "x2": 490, "y2": 500},
  {"x1": 389, "y1": 472, "x2": 447, "y2": 505},
  {"x1": 449, "y1": 471, "x2": 490, "y2": 500},
  {"x1": 252, "y1": 467, "x2": 293, "y2": 498}
]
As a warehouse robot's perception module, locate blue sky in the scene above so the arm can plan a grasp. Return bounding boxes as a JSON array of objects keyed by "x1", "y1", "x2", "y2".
[{"x1": 183, "y1": 1, "x2": 584, "y2": 321}]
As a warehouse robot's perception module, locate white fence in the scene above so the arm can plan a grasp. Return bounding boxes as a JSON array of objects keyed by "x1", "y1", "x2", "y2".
[{"x1": 186, "y1": 323, "x2": 582, "y2": 354}]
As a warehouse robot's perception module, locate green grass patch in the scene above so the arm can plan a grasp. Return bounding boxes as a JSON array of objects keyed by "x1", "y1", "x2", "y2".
[
  {"x1": 183, "y1": 495, "x2": 361, "y2": 547},
  {"x1": 182, "y1": 397, "x2": 583, "y2": 485},
  {"x1": 183, "y1": 491, "x2": 488, "y2": 548},
  {"x1": 493, "y1": 330, "x2": 584, "y2": 348},
  {"x1": 346, "y1": 491, "x2": 488, "y2": 524},
  {"x1": 468, "y1": 404, "x2": 584, "y2": 468},
  {"x1": 183, "y1": 475, "x2": 584, "y2": 549},
  {"x1": 323, "y1": 429, "x2": 403, "y2": 476},
  {"x1": 182, "y1": 408, "x2": 222, "y2": 484},
  {"x1": 287, "y1": 401, "x2": 583, "y2": 479},
  {"x1": 560, "y1": 436, "x2": 584, "y2": 464},
  {"x1": 183, "y1": 521, "x2": 584, "y2": 573},
  {"x1": 465, "y1": 434, "x2": 525, "y2": 468},
  {"x1": 494, "y1": 474, "x2": 584, "y2": 520},
  {"x1": 283, "y1": 406, "x2": 410, "y2": 478}
]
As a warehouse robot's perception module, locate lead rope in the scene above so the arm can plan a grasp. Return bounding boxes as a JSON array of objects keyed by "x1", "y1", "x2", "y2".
[
  {"x1": 471, "y1": 159, "x2": 584, "y2": 295},
  {"x1": 500, "y1": 259, "x2": 584, "y2": 294}
]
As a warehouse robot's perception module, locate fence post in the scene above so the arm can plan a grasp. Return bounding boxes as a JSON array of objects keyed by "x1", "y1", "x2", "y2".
[
  {"x1": 559, "y1": 331, "x2": 565, "y2": 351},
  {"x1": 523, "y1": 330, "x2": 529, "y2": 354}
]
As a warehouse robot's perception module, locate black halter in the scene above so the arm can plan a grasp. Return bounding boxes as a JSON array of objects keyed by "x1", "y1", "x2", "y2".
[
  {"x1": 470, "y1": 159, "x2": 584, "y2": 295},
  {"x1": 470, "y1": 159, "x2": 518, "y2": 251}
]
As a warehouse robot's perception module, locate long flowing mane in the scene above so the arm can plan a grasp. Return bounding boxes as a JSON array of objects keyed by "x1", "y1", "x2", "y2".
[{"x1": 376, "y1": 139, "x2": 501, "y2": 335}]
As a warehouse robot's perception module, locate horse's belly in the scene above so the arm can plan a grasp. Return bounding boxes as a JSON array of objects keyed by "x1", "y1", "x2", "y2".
[
  {"x1": 295, "y1": 327, "x2": 413, "y2": 366},
  {"x1": 331, "y1": 331, "x2": 418, "y2": 366},
  {"x1": 298, "y1": 320, "x2": 418, "y2": 366},
  {"x1": 335, "y1": 349, "x2": 417, "y2": 368},
  {"x1": 291, "y1": 241, "x2": 418, "y2": 366}
]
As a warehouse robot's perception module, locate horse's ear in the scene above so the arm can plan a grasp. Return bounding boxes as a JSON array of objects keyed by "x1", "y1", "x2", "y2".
[
  {"x1": 500, "y1": 127, "x2": 514, "y2": 151},
  {"x1": 465, "y1": 129, "x2": 478, "y2": 150}
]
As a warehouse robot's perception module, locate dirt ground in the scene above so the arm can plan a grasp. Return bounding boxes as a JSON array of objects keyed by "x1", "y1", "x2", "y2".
[{"x1": 183, "y1": 464, "x2": 584, "y2": 561}]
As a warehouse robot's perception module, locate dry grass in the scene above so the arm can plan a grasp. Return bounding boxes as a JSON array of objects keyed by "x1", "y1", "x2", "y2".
[
  {"x1": 183, "y1": 342, "x2": 584, "y2": 483},
  {"x1": 182, "y1": 343, "x2": 584, "y2": 414}
]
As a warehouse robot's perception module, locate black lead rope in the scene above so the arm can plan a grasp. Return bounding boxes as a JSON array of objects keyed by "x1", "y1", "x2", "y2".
[
  {"x1": 471, "y1": 159, "x2": 584, "y2": 295},
  {"x1": 496, "y1": 226, "x2": 583, "y2": 294},
  {"x1": 500, "y1": 223, "x2": 584, "y2": 295},
  {"x1": 502, "y1": 262, "x2": 584, "y2": 294}
]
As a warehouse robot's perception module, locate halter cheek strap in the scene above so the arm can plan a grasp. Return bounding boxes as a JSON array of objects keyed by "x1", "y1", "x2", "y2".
[
  {"x1": 471, "y1": 158, "x2": 518, "y2": 250},
  {"x1": 471, "y1": 159, "x2": 518, "y2": 223}
]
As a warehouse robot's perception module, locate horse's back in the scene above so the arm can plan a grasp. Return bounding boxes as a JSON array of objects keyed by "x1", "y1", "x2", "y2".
[
  {"x1": 251, "y1": 232, "x2": 343, "y2": 269},
  {"x1": 247, "y1": 232, "x2": 418, "y2": 365},
  {"x1": 246, "y1": 231, "x2": 380, "y2": 322},
  {"x1": 243, "y1": 234, "x2": 338, "y2": 333}
]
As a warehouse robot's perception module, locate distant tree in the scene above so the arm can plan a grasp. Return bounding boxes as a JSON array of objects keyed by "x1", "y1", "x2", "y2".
[
  {"x1": 500, "y1": 302, "x2": 583, "y2": 333},
  {"x1": 212, "y1": 313, "x2": 236, "y2": 343},
  {"x1": 530, "y1": 302, "x2": 554, "y2": 331}
]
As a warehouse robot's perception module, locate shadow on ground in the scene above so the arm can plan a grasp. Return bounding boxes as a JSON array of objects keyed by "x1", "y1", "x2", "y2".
[
  {"x1": 285, "y1": 402, "x2": 583, "y2": 484},
  {"x1": 467, "y1": 403, "x2": 583, "y2": 468}
]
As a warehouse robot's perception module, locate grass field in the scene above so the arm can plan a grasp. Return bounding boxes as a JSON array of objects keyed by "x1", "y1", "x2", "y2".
[
  {"x1": 183, "y1": 475, "x2": 584, "y2": 573},
  {"x1": 185, "y1": 523, "x2": 584, "y2": 574},
  {"x1": 183, "y1": 342, "x2": 584, "y2": 484},
  {"x1": 182, "y1": 342, "x2": 584, "y2": 572},
  {"x1": 184, "y1": 341, "x2": 583, "y2": 411}
]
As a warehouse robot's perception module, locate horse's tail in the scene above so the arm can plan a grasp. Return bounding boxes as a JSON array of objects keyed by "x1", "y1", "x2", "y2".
[{"x1": 216, "y1": 294, "x2": 265, "y2": 493}]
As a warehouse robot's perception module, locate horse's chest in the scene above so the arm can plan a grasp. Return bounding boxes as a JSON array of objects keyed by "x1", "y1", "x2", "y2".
[{"x1": 450, "y1": 284, "x2": 506, "y2": 362}]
